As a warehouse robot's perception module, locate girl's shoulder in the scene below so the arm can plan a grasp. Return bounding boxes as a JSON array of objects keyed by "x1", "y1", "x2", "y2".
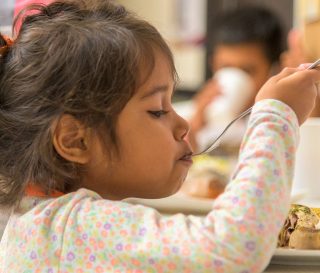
[
  {"x1": 19, "y1": 188, "x2": 152, "y2": 225},
  {"x1": 21, "y1": 188, "x2": 129, "y2": 214}
]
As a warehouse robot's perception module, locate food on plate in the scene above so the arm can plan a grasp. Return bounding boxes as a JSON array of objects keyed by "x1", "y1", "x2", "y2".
[
  {"x1": 180, "y1": 155, "x2": 231, "y2": 199},
  {"x1": 181, "y1": 168, "x2": 227, "y2": 199},
  {"x1": 278, "y1": 204, "x2": 320, "y2": 249}
]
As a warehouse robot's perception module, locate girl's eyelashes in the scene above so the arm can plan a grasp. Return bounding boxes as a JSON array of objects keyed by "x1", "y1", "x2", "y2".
[{"x1": 148, "y1": 110, "x2": 169, "y2": 118}]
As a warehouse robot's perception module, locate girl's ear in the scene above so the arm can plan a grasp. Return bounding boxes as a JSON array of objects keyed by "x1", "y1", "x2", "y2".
[{"x1": 52, "y1": 114, "x2": 92, "y2": 164}]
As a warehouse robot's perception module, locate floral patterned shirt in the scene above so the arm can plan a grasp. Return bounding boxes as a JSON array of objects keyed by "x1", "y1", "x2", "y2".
[{"x1": 0, "y1": 99, "x2": 299, "y2": 273}]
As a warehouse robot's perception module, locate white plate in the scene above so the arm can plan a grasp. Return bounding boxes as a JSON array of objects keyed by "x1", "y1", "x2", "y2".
[
  {"x1": 124, "y1": 193, "x2": 213, "y2": 215},
  {"x1": 125, "y1": 193, "x2": 318, "y2": 216},
  {"x1": 271, "y1": 248, "x2": 320, "y2": 265},
  {"x1": 289, "y1": 189, "x2": 320, "y2": 207}
]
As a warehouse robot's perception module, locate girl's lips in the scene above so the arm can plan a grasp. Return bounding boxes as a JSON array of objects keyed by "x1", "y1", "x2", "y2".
[{"x1": 179, "y1": 152, "x2": 193, "y2": 164}]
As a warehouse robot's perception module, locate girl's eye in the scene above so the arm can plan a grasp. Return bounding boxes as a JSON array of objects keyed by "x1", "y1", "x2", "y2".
[{"x1": 148, "y1": 110, "x2": 169, "y2": 118}]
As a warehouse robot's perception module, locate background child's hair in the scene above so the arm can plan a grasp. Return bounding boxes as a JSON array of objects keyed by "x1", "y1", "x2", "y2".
[
  {"x1": 0, "y1": 0, "x2": 177, "y2": 206},
  {"x1": 208, "y1": 5, "x2": 285, "y2": 66}
]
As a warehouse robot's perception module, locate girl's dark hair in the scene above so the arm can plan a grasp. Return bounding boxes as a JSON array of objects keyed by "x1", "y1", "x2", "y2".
[{"x1": 0, "y1": 0, "x2": 177, "y2": 206}]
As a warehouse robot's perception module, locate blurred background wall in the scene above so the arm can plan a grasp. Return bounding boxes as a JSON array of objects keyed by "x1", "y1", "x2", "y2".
[
  {"x1": 118, "y1": 0, "x2": 207, "y2": 95},
  {"x1": 117, "y1": 0, "x2": 320, "y2": 100},
  {"x1": 1, "y1": 0, "x2": 320, "y2": 99}
]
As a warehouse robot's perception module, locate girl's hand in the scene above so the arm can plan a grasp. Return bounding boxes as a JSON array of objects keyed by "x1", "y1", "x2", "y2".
[{"x1": 255, "y1": 66, "x2": 320, "y2": 125}]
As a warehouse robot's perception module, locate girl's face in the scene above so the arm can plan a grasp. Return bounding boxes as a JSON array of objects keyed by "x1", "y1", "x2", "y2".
[{"x1": 84, "y1": 51, "x2": 193, "y2": 200}]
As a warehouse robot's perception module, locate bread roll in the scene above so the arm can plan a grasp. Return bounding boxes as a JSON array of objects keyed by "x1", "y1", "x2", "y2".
[
  {"x1": 289, "y1": 227, "x2": 320, "y2": 249},
  {"x1": 278, "y1": 204, "x2": 320, "y2": 249}
]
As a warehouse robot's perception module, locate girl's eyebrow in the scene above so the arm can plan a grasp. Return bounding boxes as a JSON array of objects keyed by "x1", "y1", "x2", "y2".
[{"x1": 140, "y1": 84, "x2": 169, "y2": 100}]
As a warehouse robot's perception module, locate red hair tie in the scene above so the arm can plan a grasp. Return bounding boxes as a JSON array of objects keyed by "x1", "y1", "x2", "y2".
[{"x1": 0, "y1": 35, "x2": 14, "y2": 57}]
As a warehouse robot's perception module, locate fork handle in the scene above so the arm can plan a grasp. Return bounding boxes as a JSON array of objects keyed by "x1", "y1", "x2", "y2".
[{"x1": 193, "y1": 106, "x2": 253, "y2": 156}]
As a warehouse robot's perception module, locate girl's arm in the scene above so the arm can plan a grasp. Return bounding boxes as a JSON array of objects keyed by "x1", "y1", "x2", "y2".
[
  {"x1": 65, "y1": 99, "x2": 298, "y2": 273},
  {"x1": 2, "y1": 98, "x2": 297, "y2": 272}
]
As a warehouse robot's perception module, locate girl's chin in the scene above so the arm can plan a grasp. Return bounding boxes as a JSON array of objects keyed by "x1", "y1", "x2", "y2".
[{"x1": 138, "y1": 185, "x2": 182, "y2": 199}]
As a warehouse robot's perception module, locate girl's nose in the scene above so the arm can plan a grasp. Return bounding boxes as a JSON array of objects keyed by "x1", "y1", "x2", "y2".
[{"x1": 173, "y1": 111, "x2": 190, "y2": 141}]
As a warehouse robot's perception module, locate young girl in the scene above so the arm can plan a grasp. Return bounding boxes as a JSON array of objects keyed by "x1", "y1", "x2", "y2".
[{"x1": 0, "y1": 1, "x2": 319, "y2": 272}]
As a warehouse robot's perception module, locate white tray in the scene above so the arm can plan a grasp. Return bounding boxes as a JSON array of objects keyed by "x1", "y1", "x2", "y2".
[
  {"x1": 124, "y1": 193, "x2": 213, "y2": 215},
  {"x1": 271, "y1": 248, "x2": 320, "y2": 265}
]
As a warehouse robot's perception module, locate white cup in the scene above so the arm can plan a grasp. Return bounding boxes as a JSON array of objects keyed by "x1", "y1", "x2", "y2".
[
  {"x1": 292, "y1": 118, "x2": 320, "y2": 207},
  {"x1": 205, "y1": 67, "x2": 254, "y2": 125}
]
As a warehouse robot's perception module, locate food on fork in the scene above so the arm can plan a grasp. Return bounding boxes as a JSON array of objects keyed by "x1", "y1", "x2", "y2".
[{"x1": 278, "y1": 204, "x2": 320, "y2": 249}]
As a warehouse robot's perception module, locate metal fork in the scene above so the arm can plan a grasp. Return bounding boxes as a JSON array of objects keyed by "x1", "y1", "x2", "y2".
[{"x1": 193, "y1": 58, "x2": 320, "y2": 157}]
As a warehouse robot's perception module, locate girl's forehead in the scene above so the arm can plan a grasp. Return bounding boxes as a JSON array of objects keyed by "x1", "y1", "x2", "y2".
[{"x1": 135, "y1": 52, "x2": 175, "y2": 93}]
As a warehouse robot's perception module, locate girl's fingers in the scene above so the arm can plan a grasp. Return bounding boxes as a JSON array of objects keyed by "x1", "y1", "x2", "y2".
[
  {"x1": 274, "y1": 59, "x2": 320, "y2": 81},
  {"x1": 272, "y1": 67, "x2": 299, "y2": 81},
  {"x1": 297, "y1": 63, "x2": 313, "y2": 70},
  {"x1": 315, "y1": 83, "x2": 320, "y2": 96},
  {"x1": 275, "y1": 65, "x2": 320, "y2": 84},
  {"x1": 299, "y1": 68, "x2": 320, "y2": 83}
]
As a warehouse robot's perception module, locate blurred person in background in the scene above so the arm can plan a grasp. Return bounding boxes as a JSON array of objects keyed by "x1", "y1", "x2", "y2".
[
  {"x1": 281, "y1": 19, "x2": 320, "y2": 117},
  {"x1": 188, "y1": 5, "x2": 286, "y2": 152}
]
